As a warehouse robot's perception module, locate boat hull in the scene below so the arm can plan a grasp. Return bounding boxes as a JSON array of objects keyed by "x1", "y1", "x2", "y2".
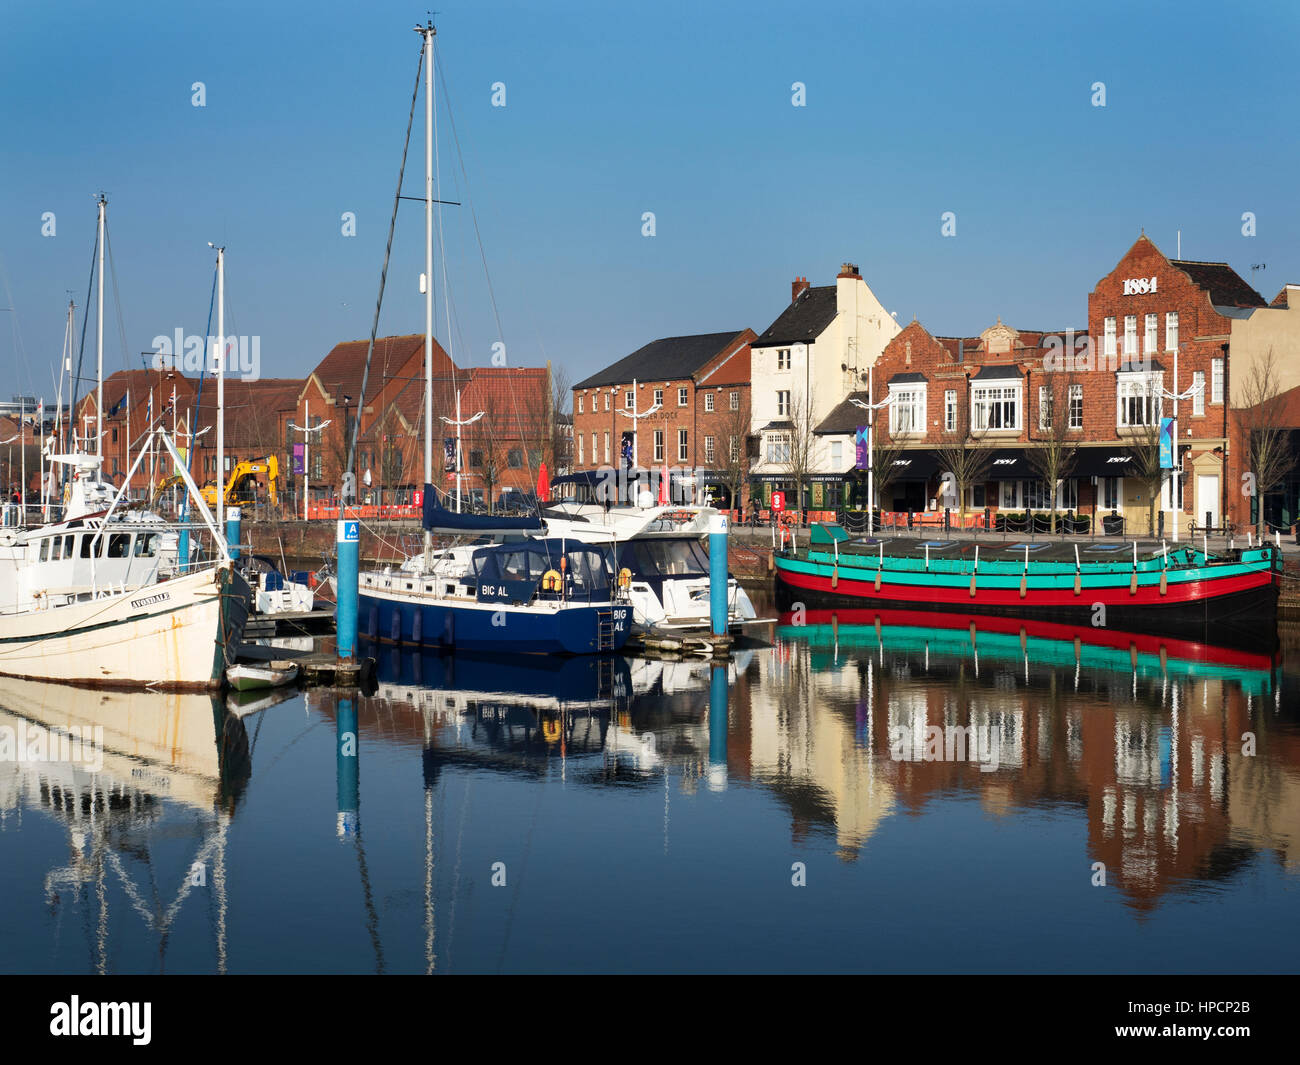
[
  {"x1": 0, "y1": 565, "x2": 248, "y2": 690},
  {"x1": 357, "y1": 591, "x2": 632, "y2": 655},
  {"x1": 774, "y1": 552, "x2": 1279, "y2": 644}
]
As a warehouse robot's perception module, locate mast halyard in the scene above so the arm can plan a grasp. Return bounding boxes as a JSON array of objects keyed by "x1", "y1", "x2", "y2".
[
  {"x1": 95, "y1": 194, "x2": 105, "y2": 464},
  {"x1": 419, "y1": 19, "x2": 436, "y2": 569}
]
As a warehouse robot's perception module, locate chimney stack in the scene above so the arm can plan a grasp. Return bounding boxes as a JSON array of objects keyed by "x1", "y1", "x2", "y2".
[
  {"x1": 791, "y1": 276, "x2": 810, "y2": 302},
  {"x1": 837, "y1": 262, "x2": 860, "y2": 279}
]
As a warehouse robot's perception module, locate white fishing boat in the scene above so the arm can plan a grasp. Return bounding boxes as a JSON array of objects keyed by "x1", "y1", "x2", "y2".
[{"x1": 226, "y1": 659, "x2": 298, "y2": 691}]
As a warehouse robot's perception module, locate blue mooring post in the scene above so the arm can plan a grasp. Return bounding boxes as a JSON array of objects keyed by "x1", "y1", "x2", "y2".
[
  {"x1": 337, "y1": 517, "x2": 359, "y2": 660},
  {"x1": 708, "y1": 662, "x2": 728, "y2": 792},
  {"x1": 226, "y1": 506, "x2": 241, "y2": 561},
  {"x1": 709, "y1": 512, "x2": 729, "y2": 637},
  {"x1": 336, "y1": 696, "x2": 359, "y2": 838},
  {"x1": 178, "y1": 507, "x2": 190, "y2": 575}
]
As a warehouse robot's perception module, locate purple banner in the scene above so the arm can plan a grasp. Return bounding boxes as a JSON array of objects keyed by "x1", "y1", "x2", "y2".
[
  {"x1": 292, "y1": 443, "x2": 305, "y2": 475},
  {"x1": 855, "y1": 426, "x2": 869, "y2": 469}
]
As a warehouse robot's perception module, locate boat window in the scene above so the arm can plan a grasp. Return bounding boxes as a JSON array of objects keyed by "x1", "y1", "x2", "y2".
[
  {"x1": 82, "y1": 536, "x2": 97, "y2": 558},
  {"x1": 52, "y1": 537, "x2": 63, "y2": 561},
  {"x1": 64, "y1": 535, "x2": 74, "y2": 557},
  {"x1": 629, "y1": 539, "x2": 709, "y2": 577},
  {"x1": 39, "y1": 538, "x2": 49, "y2": 562},
  {"x1": 134, "y1": 534, "x2": 156, "y2": 557},
  {"x1": 107, "y1": 533, "x2": 131, "y2": 558}
]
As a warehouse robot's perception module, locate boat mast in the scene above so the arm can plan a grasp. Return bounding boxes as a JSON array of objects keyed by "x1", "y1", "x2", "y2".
[
  {"x1": 420, "y1": 19, "x2": 436, "y2": 558},
  {"x1": 211, "y1": 243, "x2": 226, "y2": 533},
  {"x1": 96, "y1": 195, "x2": 105, "y2": 463}
]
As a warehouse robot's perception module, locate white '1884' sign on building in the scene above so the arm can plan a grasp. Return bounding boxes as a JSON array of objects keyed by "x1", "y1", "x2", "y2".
[{"x1": 1122, "y1": 275, "x2": 1158, "y2": 295}]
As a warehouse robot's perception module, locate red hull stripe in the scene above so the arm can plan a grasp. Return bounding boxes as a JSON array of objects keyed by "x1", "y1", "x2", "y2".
[{"x1": 776, "y1": 566, "x2": 1274, "y2": 607}]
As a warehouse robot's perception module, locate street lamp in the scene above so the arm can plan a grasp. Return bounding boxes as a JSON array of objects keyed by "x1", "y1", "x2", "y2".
[
  {"x1": 849, "y1": 364, "x2": 896, "y2": 526},
  {"x1": 439, "y1": 389, "x2": 484, "y2": 513},
  {"x1": 289, "y1": 397, "x2": 332, "y2": 521},
  {"x1": 615, "y1": 377, "x2": 661, "y2": 503}
]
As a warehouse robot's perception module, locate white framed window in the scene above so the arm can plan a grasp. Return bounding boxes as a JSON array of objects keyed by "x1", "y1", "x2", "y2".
[
  {"x1": 776, "y1": 391, "x2": 790, "y2": 417},
  {"x1": 1166, "y1": 312, "x2": 1179, "y2": 353},
  {"x1": 1211, "y1": 357, "x2": 1224, "y2": 404},
  {"x1": 766, "y1": 432, "x2": 791, "y2": 464},
  {"x1": 577, "y1": 395, "x2": 583, "y2": 414},
  {"x1": 604, "y1": 393, "x2": 610, "y2": 412},
  {"x1": 704, "y1": 392, "x2": 714, "y2": 412},
  {"x1": 1068, "y1": 384, "x2": 1083, "y2": 429},
  {"x1": 1104, "y1": 317, "x2": 1117, "y2": 357},
  {"x1": 1103, "y1": 476, "x2": 1120, "y2": 510},
  {"x1": 577, "y1": 434, "x2": 584, "y2": 464},
  {"x1": 653, "y1": 430, "x2": 664, "y2": 462},
  {"x1": 944, "y1": 389, "x2": 956, "y2": 432},
  {"x1": 590, "y1": 433, "x2": 597, "y2": 464},
  {"x1": 729, "y1": 391, "x2": 740, "y2": 411},
  {"x1": 678, "y1": 387, "x2": 688, "y2": 407},
  {"x1": 971, "y1": 383, "x2": 1019, "y2": 431},
  {"x1": 777, "y1": 348, "x2": 791, "y2": 371},
  {"x1": 625, "y1": 390, "x2": 634, "y2": 410},
  {"x1": 678, "y1": 428, "x2": 689, "y2": 461},
  {"x1": 1117, "y1": 371, "x2": 1162, "y2": 428},
  {"x1": 1144, "y1": 314, "x2": 1158, "y2": 354},
  {"x1": 704, "y1": 435, "x2": 715, "y2": 463},
  {"x1": 1124, "y1": 315, "x2": 1137, "y2": 357},
  {"x1": 1056, "y1": 479, "x2": 1079, "y2": 511},
  {"x1": 653, "y1": 388, "x2": 663, "y2": 407},
  {"x1": 1038, "y1": 384, "x2": 1052, "y2": 430},
  {"x1": 890, "y1": 385, "x2": 926, "y2": 435},
  {"x1": 829, "y1": 440, "x2": 842, "y2": 467},
  {"x1": 603, "y1": 432, "x2": 610, "y2": 463},
  {"x1": 1192, "y1": 370, "x2": 1205, "y2": 416},
  {"x1": 1000, "y1": 481, "x2": 1019, "y2": 508},
  {"x1": 729, "y1": 435, "x2": 740, "y2": 462}
]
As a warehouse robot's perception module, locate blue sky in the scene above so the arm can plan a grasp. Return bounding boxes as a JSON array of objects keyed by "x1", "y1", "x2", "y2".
[{"x1": 1, "y1": 0, "x2": 1296, "y2": 404}]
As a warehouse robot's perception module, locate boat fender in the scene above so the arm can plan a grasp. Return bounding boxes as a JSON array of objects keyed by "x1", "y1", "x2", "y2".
[
  {"x1": 1019, "y1": 576, "x2": 1027, "y2": 599},
  {"x1": 969, "y1": 575, "x2": 977, "y2": 598},
  {"x1": 1129, "y1": 573, "x2": 1138, "y2": 595},
  {"x1": 873, "y1": 570, "x2": 882, "y2": 592},
  {"x1": 831, "y1": 565, "x2": 839, "y2": 589},
  {"x1": 367, "y1": 605, "x2": 378, "y2": 640},
  {"x1": 391, "y1": 608, "x2": 402, "y2": 644},
  {"x1": 412, "y1": 608, "x2": 423, "y2": 645},
  {"x1": 1073, "y1": 574, "x2": 1082, "y2": 596},
  {"x1": 1159, "y1": 570, "x2": 1167, "y2": 596},
  {"x1": 542, "y1": 569, "x2": 563, "y2": 593}
]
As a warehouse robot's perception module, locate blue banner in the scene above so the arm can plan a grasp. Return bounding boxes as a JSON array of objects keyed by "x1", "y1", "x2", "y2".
[
  {"x1": 855, "y1": 426, "x2": 869, "y2": 469},
  {"x1": 1159, "y1": 418, "x2": 1174, "y2": 470}
]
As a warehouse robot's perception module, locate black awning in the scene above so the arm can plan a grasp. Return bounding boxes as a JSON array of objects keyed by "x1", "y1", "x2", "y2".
[
  {"x1": 1072, "y1": 446, "x2": 1139, "y2": 478},
  {"x1": 982, "y1": 448, "x2": 1030, "y2": 477},
  {"x1": 884, "y1": 449, "x2": 942, "y2": 480}
]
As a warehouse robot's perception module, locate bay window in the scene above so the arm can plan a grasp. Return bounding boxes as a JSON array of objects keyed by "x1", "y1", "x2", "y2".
[
  {"x1": 889, "y1": 385, "x2": 926, "y2": 435},
  {"x1": 1117, "y1": 372, "x2": 1162, "y2": 428},
  {"x1": 972, "y1": 383, "x2": 1020, "y2": 431}
]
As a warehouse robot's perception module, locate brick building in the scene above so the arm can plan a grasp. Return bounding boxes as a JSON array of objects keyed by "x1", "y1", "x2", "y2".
[
  {"x1": 864, "y1": 236, "x2": 1280, "y2": 533},
  {"x1": 571, "y1": 330, "x2": 755, "y2": 508}
]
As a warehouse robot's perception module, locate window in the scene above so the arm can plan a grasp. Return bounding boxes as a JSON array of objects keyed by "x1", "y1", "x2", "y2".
[
  {"x1": 577, "y1": 434, "x2": 584, "y2": 464},
  {"x1": 1104, "y1": 317, "x2": 1117, "y2": 357},
  {"x1": 729, "y1": 436, "x2": 740, "y2": 462},
  {"x1": 1165, "y1": 312, "x2": 1178, "y2": 353},
  {"x1": 1068, "y1": 384, "x2": 1083, "y2": 429},
  {"x1": 653, "y1": 388, "x2": 663, "y2": 407},
  {"x1": 1056, "y1": 479, "x2": 1079, "y2": 511},
  {"x1": 766, "y1": 432, "x2": 791, "y2": 464},
  {"x1": 1192, "y1": 370, "x2": 1205, "y2": 416},
  {"x1": 1038, "y1": 385, "x2": 1052, "y2": 431},
  {"x1": 1211, "y1": 357, "x2": 1224, "y2": 404},
  {"x1": 704, "y1": 393, "x2": 714, "y2": 412},
  {"x1": 469, "y1": 449, "x2": 483, "y2": 469},
  {"x1": 603, "y1": 432, "x2": 610, "y2": 464},
  {"x1": 971, "y1": 384, "x2": 1019, "y2": 431},
  {"x1": 705, "y1": 435, "x2": 716, "y2": 463},
  {"x1": 39, "y1": 538, "x2": 49, "y2": 562},
  {"x1": 604, "y1": 393, "x2": 611, "y2": 411},
  {"x1": 944, "y1": 389, "x2": 956, "y2": 432},
  {"x1": 729, "y1": 391, "x2": 739, "y2": 411},
  {"x1": 891, "y1": 385, "x2": 926, "y2": 434},
  {"x1": 678, "y1": 429, "x2": 689, "y2": 461},
  {"x1": 311, "y1": 454, "x2": 322, "y2": 480},
  {"x1": 829, "y1": 440, "x2": 842, "y2": 468},
  {"x1": 1000, "y1": 481, "x2": 1019, "y2": 509},
  {"x1": 1124, "y1": 315, "x2": 1137, "y2": 357},
  {"x1": 777, "y1": 348, "x2": 791, "y2": 371},
  {"x1": 678, "y1": 387, "x2": 688, "y2": 407},
  {"x1": 1117, "y1": 372, "x2": 1162, "y2": 427},
  {"x1": 653, "y1": 430, "x2": 664, "y2": 462},
  {"x1": 625, "y1": 391, "x2": 634, "y2": 410},
  {"x1": 1145, "y1": 314, "x2": 1158, "y2": 355},
  {"x1": 112, "y1": 428, "x2": 118, "y2": 444},
  {"x1": 1103, "y1": 476, "x2": 1119, "y2": 510},
  {"x1": 1022, "y1": 480, "x2": 1049, "y2": 510},
  {"x1": 777, "y1": 391, "x2": 790, "y2": 417},
  {"x1": 507, "y1": 449, "x2": 523, "y2": 469},
  {"x1": 591, "y1": 433, "x2": 597, "y2": 465},
  {"x1": 577, "y1": 395, "x2": 583, "y2": 414}
]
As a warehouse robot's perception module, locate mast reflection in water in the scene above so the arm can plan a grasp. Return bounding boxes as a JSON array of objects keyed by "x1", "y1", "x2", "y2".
[{"x1": 1, "y1": 611, "x2": 1296, "y2": 973}]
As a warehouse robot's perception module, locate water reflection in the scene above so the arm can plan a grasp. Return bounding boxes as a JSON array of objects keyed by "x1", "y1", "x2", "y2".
[{"x1": 0, "y1": 679, "x2": 250, "y2": 972}]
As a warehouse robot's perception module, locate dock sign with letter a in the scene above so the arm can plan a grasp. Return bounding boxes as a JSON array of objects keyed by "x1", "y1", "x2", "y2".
[{"x1": 339, "y1": 520, "x2": 359, "y2": 543}]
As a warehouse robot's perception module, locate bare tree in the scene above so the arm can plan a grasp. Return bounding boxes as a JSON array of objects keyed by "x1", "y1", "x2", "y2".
[
  {"x1": 935, "y1": 382, "x2": 992, "y2": 523},
  {"x1": 1238, "y1": 347, "x2": 1295, "y2": 540},
  {"x1": 715, "y1": 389, "x2": 752, "y2": 515},
  {"x1": 1026, "y1": 371, "x2": 1082, "y2": 532},
  {"x1": 783, "y1": 390, "x2": 818, "y2": 524}
]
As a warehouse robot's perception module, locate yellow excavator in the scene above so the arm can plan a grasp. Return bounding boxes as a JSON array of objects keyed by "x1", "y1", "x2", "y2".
[{"x1": 200, "y1": 456, "x2": 279, "y2": 508}]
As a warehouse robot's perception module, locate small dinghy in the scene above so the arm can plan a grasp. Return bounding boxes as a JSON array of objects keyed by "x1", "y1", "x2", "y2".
[{"x1": 226, "y1": 660, "x2": 299, "y2": 692}]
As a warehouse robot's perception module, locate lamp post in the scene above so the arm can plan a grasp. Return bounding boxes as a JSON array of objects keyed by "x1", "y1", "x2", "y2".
[
  {"x1": 849, "y1": 363, "x2": 896, "y2": 526},
  {"x1": 1155, "y1": 343, "x2": 1203, "y2": 543},
  {"x1": 289, "y1": 397, "x2": 332, "y2": 521},
  {"x1": 615, "y1": 377, "x2": 661, "y2": 502},
  {"x1": 440, "y1": 389, "x2": 484, "y2": 512}
]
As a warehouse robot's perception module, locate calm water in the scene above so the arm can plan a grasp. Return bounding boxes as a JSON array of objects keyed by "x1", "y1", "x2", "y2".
[{"x1": 2, "y1": 594, "x2": 1298, "y2": 974}]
